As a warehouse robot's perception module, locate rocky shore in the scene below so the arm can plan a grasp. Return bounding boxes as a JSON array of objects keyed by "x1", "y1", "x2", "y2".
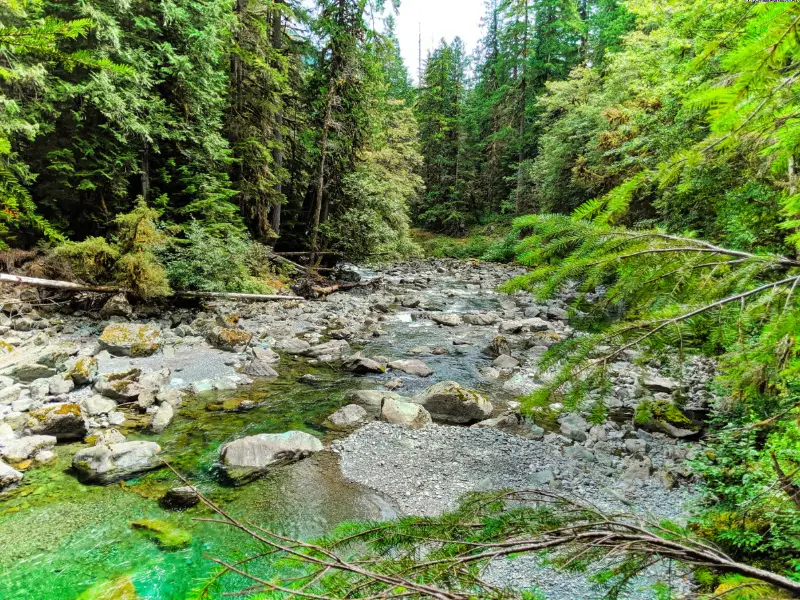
[{"x1": 0, "y1": 259, "x2": 713, "y2": 598}]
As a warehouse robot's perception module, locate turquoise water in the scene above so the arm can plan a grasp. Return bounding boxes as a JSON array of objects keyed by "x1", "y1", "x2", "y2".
[{"x1": 0, "y1": 363, "x2": 394, "y2": 600}]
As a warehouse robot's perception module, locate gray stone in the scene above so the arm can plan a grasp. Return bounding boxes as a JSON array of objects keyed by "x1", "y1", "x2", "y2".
[
  {"x1": 0, "y1": 423, "x2": 13, "y2": 441},
  {"x1": 94, "y1": 369, "x2": 142, "y2": 401},
  {"x1": 530, "y1": 468, "x2": 555, "y2": 486},
  {"x1": 28, "y1": 379, "x2": 50, "y2": 402},
  {"x1": 563, "y1": 445, "x2": 596, "y2": 462},
  {"x1": 274, "y1": 338, "x2": 311, "y2": 355},
  {"x1": 149, "y1": 402, "x2": 174, "y2": 433},
  {"x1": 559, "y1": 413, "x2": 589, "y2": 442},
  {"x1": 72, "y1": 441, "x2": 163, "y2": 484},
  {"x1": 92, "y1": 429, "x2": 126, "y2": 445},
  {"x1": 26, "y1": 402, "x2": 87, "y2": 440},
  {"x1": 242, "y1": 359, "x2": 279, "y2": 378},
  {"x1": 48, "y1": 375, "x2": 74, "y2": 396},
  {"x1": 0, "y1": 384, "x2": 22, "y2": 405},
  {"x1": 99, "y1": 294, "x2": 133, "y2": 319},
  {"x1": 492, "y1": 354, "x2": 520, "y2": 369},
  {"x1": 156, "y1": 389, "x2": 184, "y2": 409},
  {"x1": 99, "y1": 323, "x2": 163, "y2": 357},
  {"x1": 0, "y1": 459, "x2": 23, "y2": 491},
  {"x1": 622, "y1": 455, "x2": 653, "y2": 484},
  {"x1": 547, "y1": 306, "x2": 569, "y2": 320},
  {"x1": 160, "y1": 486, "x2": 200, "y2": 510},
  {"x1": 412, "y1": 381, "x2": 493, "y2": 424},
  {"x1": 251, "y1": 347, "x2": 280, "y2": 364},
  {"x1": 643, "y1": 375, "x2": 681, "y2": 394},
  {"x1": 499, "y1": 318, "x2": 549, "y2": 334},
  {"x1": 463, "y1": 313, "x2": 499, "y2": 326},
  {"x1": 624, "y1": 438, "x2": 648, "y2": 454},
  {"x1": 219, "y1": 431, "x2": 323, "y2": 485},
  {"x1": 343, "y1": 355, "x2": 386, "y2": 374},
  {"x1": 0, "y1": 435, "x2": 56, "y2": 462},
  {"x1": 324, "y1": 404, "x2": 369, "y2": 430},
  {"x1": 388, "y1": 359, "x2": 434, "y2": 377},
  {"x1": 431, "y1": 313, "x2": 462, "y2": 327},
  {"x1": 12, "y1": 317, "x2": 36, "y2": 332},
  {"x1": 349, "y1": 390, "x2": 405, "y2": 411},
  {"x1": 381, "y1": 398, "x2": 432, "y2": 429},
  {"x1": 10, "y1": 363, "x2": 57, "y2": 382},
  {"x1": 305, "y1": 339, "x2": 350, "y2": 359},
  {"x1": 206, "y1": 326, "x2": 251, "y2": 352},
  {"x1": 65, "y1": 356, "x2": 99, "y2": 386}
]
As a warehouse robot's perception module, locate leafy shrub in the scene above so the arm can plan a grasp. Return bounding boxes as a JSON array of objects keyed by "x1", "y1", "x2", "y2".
[
  {"x1": 51, "y1": 237, "x2": 119, "y2": 284},
  {"x1": 160, "y1": 223, "x2": 277, "y2": 294}
]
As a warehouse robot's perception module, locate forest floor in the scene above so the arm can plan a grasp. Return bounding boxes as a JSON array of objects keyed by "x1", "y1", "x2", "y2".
[{"x1": 0, "y1": 259, "x2": 706, "y2": 598}]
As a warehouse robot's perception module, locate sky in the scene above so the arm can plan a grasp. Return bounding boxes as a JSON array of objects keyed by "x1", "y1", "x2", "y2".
[{"x1": 394, "y1": 0, "x2": 486, "y2": 83}]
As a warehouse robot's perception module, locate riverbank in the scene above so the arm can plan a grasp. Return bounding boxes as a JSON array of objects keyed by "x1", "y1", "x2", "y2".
[{"x1": 0, "y1": 259, "x2": 710, "y2": 598}]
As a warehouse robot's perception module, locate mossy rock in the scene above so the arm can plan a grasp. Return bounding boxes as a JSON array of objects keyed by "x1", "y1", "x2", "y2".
[
  {"x1": 76, "y1": 575, "x2": 140, "y2": 600},
  {"x1": 99, "y1": 324, "x2": 163, "y2": 357},
  {"x1": 131, "y1": 518, "x2": 191, "y2": 549},
  {"x1": 635, "y1": 399, "x2": 701, "y2": 439},
  {"x1": 67, "y1": 356, "x2": 99, "y2": 386},
  {"x1": 206, "y1": 326, "x2": 251, "y2": 351}
]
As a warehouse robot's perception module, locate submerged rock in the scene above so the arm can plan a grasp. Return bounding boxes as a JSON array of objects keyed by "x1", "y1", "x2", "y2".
[
  {"x1": 99, "y1": 323, "x2": 163, "y2": 357},
  {"x1": 388, "y1": 359, "x2": 433, "y2": 377},
  {"x1": 412, "y1": 381, "x2": 493, "y2": 424},
  {"x1": 72, "y1": 441, "x2": 163, "y2": 484},
  {"x1": 219, "y1": 431, "x2": 323, "y2": 485},
  {"x1": 75, "y1": 575, "x2": 140, "y2": 600},
  {"x1": 160, "y1": 486, "x2": 201, "y2": 510},
  {"x1": 131, "y1": 519, "x2": 191, "y2": 549}
]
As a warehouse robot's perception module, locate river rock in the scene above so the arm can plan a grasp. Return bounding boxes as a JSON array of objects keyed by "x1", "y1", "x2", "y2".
[
  {"x1": 324, "y1": 404, "x2": 369, "y2": 430},
  {"x1": 487, "y1": 335, "x2": 511, "y2": 358},
  {"x1": 463, "y1": 313, "x2": 499, "y2": 326},
  {"x1": 559, "y1": 413, "x2": 589, "y2": 443},
  {"x1": 492, "y1": 354, "x2": 519, "y2": 369},
  {"x1": 622, "y1": 455, "x2": 653, "y2": 484},
  {"x1": 72, "y1": 441, "x2": 163, "y2": 484},
  {"x1": 381, "y1": 398, "x2": 432, "y2": 429},
  {"x1": 498, "y1": 318, "x2": 549, "y2": 334},
  {"x1": 242, "y1": 358, "x2": 279, "y2": 378},
  {"x1": 274, "y1": 338, "x2": 311, "y2": 355},
  {"x1": 349, "y1": 390, "x2": 405, "y2": 411},
  {"x1": 412, "y1": 381, "x2": 493, "y2": 424},
  {"x1": 10, "y1": 362, "x2": 57, "y2": 382},
  {"x1": 343, "y1": 355, "x2": 386, "y2": 374},
  {"x1": 99, "y1": 294, "x2": 133, "y2": 319},
  {"x1": 305, "y1": 340, "x2": 350, "y2": 359},
  {"x1": 160, "y1": 486, "x2": 200, "y2": 510},
  {"x1": 0, "y1": 435, "x2": 56, "y2": 463},
  {"x1": 206, "y1": 326, "x2": 251, "y2": 351},
  {"x1": 94, "y1": 369, "x2": 142, "y2": 401},
  {"x1": 0, "y1": 459, "x2": 22, "y2": 491},
  {"x1": 0, "y1": 384, "x2": 22, "y2": 405},
  {"x1": 27, "y1": 402, "x2": 87, "y2": 440},
  {"x1": 219, "y1": 431, "x2": 323, "y2": 485},
  {"x1": 99, "y1": 323, "x2": 163, "y2": 357},
  {"x1": 48, "y1": 375, "x2": 74, "y2": 396},
  {"x1": 251, "y1": 347, "x2": 280, "y2": 364},
  {"x1": 431, "y1": 314, "x2": 462, "y2": 327},
  {"x1": 89, "y1": 428, "x2": 126, "y2": 446},
  {"x1": 148, "y1": 402, "x2": 174, "y2": 433},
  {"x1": 643, "y1": 375, "x2": 681, "y2": 394},
  {"x1": 65, "y1": 356, "x2": 99, "y2": 386},
  {"x1": 388, "y1": 359, "x2": 433, "y2": 377}
]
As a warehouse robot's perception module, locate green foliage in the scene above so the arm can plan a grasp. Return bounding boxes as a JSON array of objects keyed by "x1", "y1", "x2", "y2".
[
  {"x1": 51, "y1": 236, "x2": 119, "y2": 284},
  {"x1": 160, "y1": 223, "x2": 277, "y2": 294}
]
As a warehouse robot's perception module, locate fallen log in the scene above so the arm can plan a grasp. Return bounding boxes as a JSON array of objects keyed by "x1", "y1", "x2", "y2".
[
  {"x1": 0, "y1": 273, "x2": 302, "y2": 302},
  {"x1": 267, "y1": 252, "x2": 309, "y2": 275}
]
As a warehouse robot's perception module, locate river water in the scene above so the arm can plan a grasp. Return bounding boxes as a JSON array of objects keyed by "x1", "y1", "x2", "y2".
[{"x1": 0, "y1": 261, "x2": 524, "y2": 599}]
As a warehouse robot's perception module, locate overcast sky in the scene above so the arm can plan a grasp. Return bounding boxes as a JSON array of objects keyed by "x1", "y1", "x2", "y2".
[{"x1": 394, "y1": 0, "x2": 486, "y2": 83}]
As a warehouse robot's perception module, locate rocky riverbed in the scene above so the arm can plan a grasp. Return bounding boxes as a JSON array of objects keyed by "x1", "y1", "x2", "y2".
[{"x1": 0, "y1": 259, "x2": 713, "y2": 599}]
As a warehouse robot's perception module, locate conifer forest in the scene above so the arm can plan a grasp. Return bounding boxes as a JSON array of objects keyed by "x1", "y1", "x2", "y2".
[{"x1": 1, "y1": 1, "x2": 800, "y2": 599}]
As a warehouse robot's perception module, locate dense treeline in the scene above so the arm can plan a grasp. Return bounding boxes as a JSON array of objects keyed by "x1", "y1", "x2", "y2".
[{"x1": 0, "y1": 0, "x2": 420, "y2": 294}]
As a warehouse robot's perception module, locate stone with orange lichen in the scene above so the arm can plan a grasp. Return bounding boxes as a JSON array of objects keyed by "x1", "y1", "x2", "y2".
[
  {"x1": 26, "y1": 402, "x2": 87, "y2": 440},
  {"x1": 98, "y1": 323, "x2": 163, "y2": 357}
]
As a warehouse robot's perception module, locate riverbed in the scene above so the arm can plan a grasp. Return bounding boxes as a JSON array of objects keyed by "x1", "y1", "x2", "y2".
[{"x1": 0, "y1": 260, "x2": 704, "y2": 599}]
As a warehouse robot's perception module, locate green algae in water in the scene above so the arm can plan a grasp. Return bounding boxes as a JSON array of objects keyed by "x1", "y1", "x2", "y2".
[
  {"x1": 131, "y1": 519, "x2": 192, "y2": 550},
  {"x1": 76, "y1": 576, "x2": 140, "y2": 600},
  {"x1": 0, "y1": 361, "x2": 393, "y2": 600}
]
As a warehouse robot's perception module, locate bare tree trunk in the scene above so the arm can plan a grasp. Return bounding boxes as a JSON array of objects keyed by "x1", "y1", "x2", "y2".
[
  {"x1": 515, "y1": 0, "x2": 529, "y2": 214},
  {"x1": 141, "y1": 140, "x2": 150, "y2": 201},
  {"x1": 310, "y1": 77, "x2": 336, "y2": 263}
]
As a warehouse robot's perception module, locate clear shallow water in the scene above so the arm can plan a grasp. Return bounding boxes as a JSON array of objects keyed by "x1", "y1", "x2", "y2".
[{"x1": 0, "y1": 266, "x2": 516, "y2": 600}]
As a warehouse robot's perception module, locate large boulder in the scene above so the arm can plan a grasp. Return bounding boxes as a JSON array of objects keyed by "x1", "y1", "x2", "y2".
[
  {"x1": 431, "y1": 314, "x2": 462, "y2": 327},
  {"x1": 412, "y1": 381, "x2": 493, "y2": 424},
  {"x1": 343, "y1": 355, "x2": 386, "y2": 375},
  {"x1": 324, "y1": 404, "x2": 369, "y2": 431},
  {"x1": 0, "y1": 435, "x2": 56, "y2": 463},
  {"x1": 0, "y1": 459, "x2": 23, "y2": 491},
  {"x1": 99, "y1": 323, "x2": 163, "y2": 357},
  {"x1": 219, "y1": 431, "x2": 323, "y2": 485},
  {"x1": 388, "y1": 359, "x2": 433, "y2": 378},
  {"x1": 72, "y1": 441, "x2": 163, "y2": 484},
  {"x1": 27, "y1": 402, "x2": 87, "y2": 440},
  {"x1": 381, "y1": 398, "x2": 431, "y2": 429},
  {"x1": 274, "y1": 338, "x2": 311, "y2": 355},
  {"x1": 206, "y1": 326, "x2": 251, "y2": 352},
  {"x1": 463, "y1": 313, "x2": 500, "y2": 326},
  {"x1": 99, "y1": 294, "x2": 133, "y2": 319}
]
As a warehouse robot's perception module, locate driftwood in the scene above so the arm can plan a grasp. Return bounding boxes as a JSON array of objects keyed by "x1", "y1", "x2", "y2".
[
  {"x1": 293, "y1": 277, "x2": 383, "y2": 299},
  {"x1": 0, "y1": 273, "x2": 302, "y2": 302}
]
